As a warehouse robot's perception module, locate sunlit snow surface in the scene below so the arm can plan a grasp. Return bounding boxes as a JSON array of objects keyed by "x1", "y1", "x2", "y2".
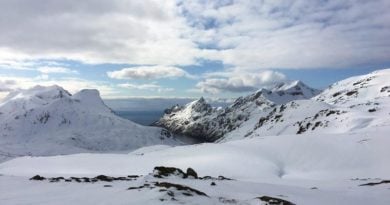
[{"x1": 1, "y1": 128, "x2": 389, "y2": 204}]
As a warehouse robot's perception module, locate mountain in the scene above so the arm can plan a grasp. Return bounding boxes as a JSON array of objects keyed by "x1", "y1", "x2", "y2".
[
  {"x1": 155, "y1": 81, "x2": 320, "y2": 142},
  {"x1": 0, "y1": 85, "x2": 180, "y2": 162},
  {"x1": 221, "y1": 69, "x2": 390, "y2": 141}
]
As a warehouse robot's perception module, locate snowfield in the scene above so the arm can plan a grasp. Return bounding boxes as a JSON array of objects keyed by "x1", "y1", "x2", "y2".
[
  {"x1": 0, "y1": 69, "x2": 390, "y2": 204},
  {"x1": 1, "y1": 127, "x2": 390, "y2": 204}
]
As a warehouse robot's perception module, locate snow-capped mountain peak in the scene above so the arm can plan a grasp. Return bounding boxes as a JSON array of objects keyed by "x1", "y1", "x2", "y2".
[
  {"x1": 0, "y1": 85, "x2": 180, "y2": 162},
  {"x1": 221, "y1": 68, "x2": 390, "y2": 141},
  {"x1": 156, "y1": 81, "x2": 319, "y2": 142}
]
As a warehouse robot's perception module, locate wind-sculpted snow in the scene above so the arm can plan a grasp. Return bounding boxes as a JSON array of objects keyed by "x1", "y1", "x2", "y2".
[
  {"x1": 0, "y1": 85, "x2": 180, "y2": 162},
  {"x1": 156, "y1": 81, "x2": 320, "y2": 142}
]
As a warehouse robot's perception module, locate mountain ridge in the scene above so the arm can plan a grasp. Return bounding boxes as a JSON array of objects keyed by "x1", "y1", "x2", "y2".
[
  {"x1": 156, "y1": 69, "x2": 390, "y2": 142},
  {"x1": 156, "y1": 80, "x2": 320, "y2": 141}
]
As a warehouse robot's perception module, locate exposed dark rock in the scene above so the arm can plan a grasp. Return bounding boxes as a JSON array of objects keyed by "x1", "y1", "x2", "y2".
[
  {"x1": 127, "y1": 175, "x2": 140, "y2": 178},
  {"x1": 346, "y1": 90, "x2": 358, "y2": 96},
  {"x1": 368, "y1": 108, "x2": 376, "y2": 112},
  {"x1": 70, "y1": 177, "x2": 82, "y2": 182},
  {"x1": 153, "y1": 166, "x2": 186, "y2": 178},
  {"x1": 30, "y1": 175, "x2": 45, "y2": 180},
  {"x1": 186, "y1": 167, "x2": 198, "y2": 179},
  {"x1": 49, "y1": 177, "x2": 64, "y2": 182},
  {"x1": 332, "y1": 91, "x2": 342, "y2": 97},
  {"x1": 359, "y1": 180, "x2": 390, "y2": 186},
  {"x1": 128, "y1": 184, "x2": 153, "y2": 190},
  {"x1": 94, "y1": 175, "x2": 113, "y2": 182},
  {"x1": 297, "y1": 124, "x2": 306, "y2": 134},
  {"x1": 218, "y1": 176, "x2": 233, "y2": 180},
  {"x1": 380, "y1": 86, "x2": 390, "y2": 93},
  {"x1": 257, "y1": 196, "x2": 295, "y2": 205},
  {"x1": 155, "y1": 182, "x2": 208, "y2": 197}
]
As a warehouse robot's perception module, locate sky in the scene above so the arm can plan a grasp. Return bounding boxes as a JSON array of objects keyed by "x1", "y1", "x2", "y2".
[{"x1": 0, "y1": 0, "x2": 389, "y2": 100}]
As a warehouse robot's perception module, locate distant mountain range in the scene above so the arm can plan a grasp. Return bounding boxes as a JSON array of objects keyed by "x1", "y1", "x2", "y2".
[
  {"x1": 156, "y1": 69, "x2": 390, "y2": 142},
  {"x1": 1, "y1": 69, "x2": 389, "y2": 162}
]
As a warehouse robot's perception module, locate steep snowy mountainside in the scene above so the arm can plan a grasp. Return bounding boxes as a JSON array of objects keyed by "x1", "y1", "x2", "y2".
[
  {"x1": 222, "y1": 69, "x2": 390, "y2": 141},
  {"x1": 0, "y1": 85, "x2": 180, "y2": 162},
  {"x1": 156, "y1": 81, "x2": 320, "y2": 142}
]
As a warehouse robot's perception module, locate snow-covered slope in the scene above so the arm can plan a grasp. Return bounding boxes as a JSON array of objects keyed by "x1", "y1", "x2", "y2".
[
  {"x1": 315, "y1": 68, "x2": 390, "y2": 106},
  {"x1": 156, "y1": 81, "x2": 320, "y2": 141},
  {"x1": 0, "y1": 85, "x2": 180, "y2": 162},
  {"x1": 221, "y1": 69, "x2": 390, "y2": 141},
  {"x1": 0, "y1": 127, "x2": 389, "y2": 204}
]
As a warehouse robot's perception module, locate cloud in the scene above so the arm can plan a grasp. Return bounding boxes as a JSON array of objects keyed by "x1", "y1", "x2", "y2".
[
  {"x1": 0, "y1": 0, "x2": 199, "y2": 65},
  {"x1": 37, "y1": 66, "x2": 78, "y2": 74},
  {"x1": 0, "y1": 76, "x2": 118, "y2": 100},
  {"x1": 108, "y1": 66, "x2": 192, "y2": 80},
  {"x1": 180, "y1": 0, "x2": 390, "y2": 69},
  {"x1": 196, "y1": 70, "x2": 287, "y2": 93},
  {"x1": 118, "y1": 83, "x2": 174, "y2": 92},
  {"x1": 0, "y1": 0, "x2": 389, "y2": 71},
  {"x1": 0, "y1": 79, "x2": 16, "y2": 92}
]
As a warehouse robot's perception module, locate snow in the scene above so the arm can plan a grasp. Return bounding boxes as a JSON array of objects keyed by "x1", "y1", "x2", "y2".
[
  {"x1": 315, "y1": 68, "x2": 390, "y2": 106},
  {"x1": 1, "y1": 69, "x2": 390, "y2": 204},
  {"x1": 0, "y1": 85, "x2": 182, "y2": 162},
  {"x1": 156, "y1": 80, "x2": 319, "y2": 142},
  {"x1": 221, "y1": 69, "x2": 390, "y2": 141},
  {"x1": 0, "y1": 127, "x2": 389, "y2": 204}
]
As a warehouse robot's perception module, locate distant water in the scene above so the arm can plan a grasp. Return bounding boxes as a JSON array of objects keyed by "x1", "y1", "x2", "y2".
[{"x1": 114, "y1": 110, "x2": 164, "y2": 126}]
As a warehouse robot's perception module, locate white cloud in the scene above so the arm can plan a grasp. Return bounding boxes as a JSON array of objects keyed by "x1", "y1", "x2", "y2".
[
  {"x1": 0, "y1": 79, "x2": 16, "y2": 92},
  {"x1": 108, "y1": 66, "x2": 191, "y2": 80},
  {"x1": 0, "y1": 0, "x2": 199, "y2": 65},
  {"x1": 0, "y1": 0, "x2": 388, "y2": 71},
  {"x1": 118, "y1": 83, "x2": 174, "y2": 92},
  {"x1": 180, "y1": 0, "x2": 390, "y2": 69},
  {"x1": 0, "y1": 76, "x2": 118, "y2": 100},
  {"x1": 196, "y1": 70, "x2": 287, "y2": 93},
  {"x1": 37, "y1": 66, "x2": 78, "y2": 74}
]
